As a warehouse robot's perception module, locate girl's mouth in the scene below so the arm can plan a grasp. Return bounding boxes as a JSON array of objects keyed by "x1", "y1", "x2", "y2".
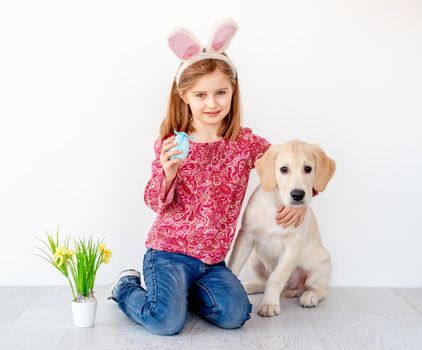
[{"x1": 204, "y1": 111, "x2": 221, "y2": 116}]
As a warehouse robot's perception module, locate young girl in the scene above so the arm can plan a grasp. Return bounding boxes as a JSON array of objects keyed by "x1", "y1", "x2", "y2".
[{"x1": 109, "y1": 19, "x2": 307, "y2": 336}]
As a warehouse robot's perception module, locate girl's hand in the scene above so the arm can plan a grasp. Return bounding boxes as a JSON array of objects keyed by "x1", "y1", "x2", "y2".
[
  {"x1": 160, "y1": 136, "x2": 183, "y2": 183},
  {"x1": 276, "y1": 205, "x2": 307, "y2": 228}
]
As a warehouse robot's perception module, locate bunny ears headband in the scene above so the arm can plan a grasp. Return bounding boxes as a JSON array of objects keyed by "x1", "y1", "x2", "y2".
[{"x1": 168, "y1": 19, "x2": 238, "y2": 86}]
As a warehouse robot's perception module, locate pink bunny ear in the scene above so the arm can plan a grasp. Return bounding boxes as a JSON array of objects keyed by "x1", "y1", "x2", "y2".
[
  {"x1": 208, "y1": 19, "x2": 238, "y2": 53},
  {"x1": 168, "y1": 28, "x2": 202, "y2": 60}
]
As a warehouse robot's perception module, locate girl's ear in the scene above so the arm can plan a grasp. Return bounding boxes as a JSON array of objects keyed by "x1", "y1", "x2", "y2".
[
  {"x1": 255, "y1": 146, "x2": 277, "y2": 192},
  {"x1": 178, "y1": 89, "x2": 188, "y2": 104},
  {"x1": 207, "y1": 19, "x2": 238, "y2": 53},
  {"x1": 168, "y1": 28, "x2": 202, "y2": 60},
  {"x1": 311, "y1": 145, "x2": 336, "y2": 192}
]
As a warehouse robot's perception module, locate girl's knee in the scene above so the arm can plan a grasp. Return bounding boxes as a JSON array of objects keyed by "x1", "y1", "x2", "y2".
[
  {"x1": 145, "y1": 302, "x2": 187, "y2": 336},
  {"x1": 149, "y1": 317, "x2": 185, "y2": 336},
  {"x1": 212, "y1": 297, "x2": 252, "y2": 329}
]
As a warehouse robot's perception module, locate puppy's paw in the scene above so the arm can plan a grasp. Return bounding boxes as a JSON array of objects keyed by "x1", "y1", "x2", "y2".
[
  {"x1": 299, "y1": 291, "x2": 320, "y2": 308},
  {"x1": 258, "y1": 303, "x2": 281, "y2": 317}
]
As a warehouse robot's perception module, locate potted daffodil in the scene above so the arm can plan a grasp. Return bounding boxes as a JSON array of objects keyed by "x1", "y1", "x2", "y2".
[{"x1": 34, "y1": 227, "x2": 112, "y2": 327}]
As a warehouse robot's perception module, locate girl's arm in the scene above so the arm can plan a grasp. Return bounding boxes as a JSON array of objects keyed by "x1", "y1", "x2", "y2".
[
  {"x1": 143, "y1": 137, "x2": 180, "y2": 214},
  {"x1": 247, "y1": 129, "x2": 271, "y2": 170}
]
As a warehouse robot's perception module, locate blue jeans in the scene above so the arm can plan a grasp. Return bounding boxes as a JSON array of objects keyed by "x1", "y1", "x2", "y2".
[{"x1": 113, "y1": 248, "x2": 252, "y2": 336}]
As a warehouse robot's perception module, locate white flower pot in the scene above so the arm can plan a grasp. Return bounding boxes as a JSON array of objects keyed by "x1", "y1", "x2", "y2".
[{"x1": 71, "y1": 298, "x2": 97, "y2": 327}]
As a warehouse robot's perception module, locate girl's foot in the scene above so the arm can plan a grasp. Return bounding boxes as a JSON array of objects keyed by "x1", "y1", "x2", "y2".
[{"x1": 107, "y1": 269, "x2": 141, "y2": 301}]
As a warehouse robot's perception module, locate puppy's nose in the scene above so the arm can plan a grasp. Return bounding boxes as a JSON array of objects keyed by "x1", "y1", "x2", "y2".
[{"x1": 291, "y1": 189, "x2": 305, "y2": 201}]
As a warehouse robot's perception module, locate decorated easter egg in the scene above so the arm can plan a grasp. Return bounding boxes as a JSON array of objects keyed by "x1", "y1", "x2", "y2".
[{"x1": 169, "y1": 130, "x2": 191, "y2": 160}]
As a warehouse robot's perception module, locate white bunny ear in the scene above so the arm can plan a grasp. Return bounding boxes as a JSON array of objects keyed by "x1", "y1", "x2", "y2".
[
  {"x1": 168, "y1": 28, "x2": 203, "y2": 60},
  {"x1": 207, "y1": 19, "x2": 238, "y2": 53}
]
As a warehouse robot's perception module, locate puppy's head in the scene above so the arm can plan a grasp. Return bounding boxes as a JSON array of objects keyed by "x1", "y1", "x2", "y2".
[{"x1": 256, "y1": 141, "x2": 336, "y2": 206}]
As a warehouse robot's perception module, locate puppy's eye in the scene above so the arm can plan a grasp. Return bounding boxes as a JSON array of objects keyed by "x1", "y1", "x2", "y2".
[
  {"x1": 304, "y1": 166, "x2": 312, "y2": 173},
  {"x1": 280, "y1": 167, "x2": 288, "y2": 174}
]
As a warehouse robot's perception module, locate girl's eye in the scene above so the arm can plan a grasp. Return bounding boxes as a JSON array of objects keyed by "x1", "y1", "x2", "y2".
[
  {"x1": 217, "y1": 90, "x2": 226, "y2": 95},
  {"x1": 304, "y1": 166, "x2": 312, "y2": 173},
  {"x1": 195, "y1": 94, "x2": 205, "y2": 98},
  {"x1": 280, "y1": 167, "x2": 288, "y2": 174}
]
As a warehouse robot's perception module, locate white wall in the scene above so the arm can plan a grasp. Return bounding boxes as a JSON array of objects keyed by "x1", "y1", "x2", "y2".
[{"x1": 1, "y1": 0, "x2": 421, "y2": 287}]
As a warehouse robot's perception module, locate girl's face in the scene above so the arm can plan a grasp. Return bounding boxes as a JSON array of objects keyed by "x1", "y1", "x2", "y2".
[{"x1": 180, "y1": 69, "x2": 234, "y2": 130}]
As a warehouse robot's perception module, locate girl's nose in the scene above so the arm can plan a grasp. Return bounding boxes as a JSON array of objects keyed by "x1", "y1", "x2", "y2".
[{"x1": 206, "y1": 96, "x2": 216, "y2": 108}]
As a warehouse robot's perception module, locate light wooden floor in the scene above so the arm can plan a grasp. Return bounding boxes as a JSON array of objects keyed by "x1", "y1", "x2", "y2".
[{"x1": 0, "y1": 286, "x2": 421, "y2": 350}]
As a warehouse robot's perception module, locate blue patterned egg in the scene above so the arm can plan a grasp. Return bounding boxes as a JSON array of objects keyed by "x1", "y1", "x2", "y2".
[{"x1": 169, "y1": 130, "x2": 191, "y2": 160}]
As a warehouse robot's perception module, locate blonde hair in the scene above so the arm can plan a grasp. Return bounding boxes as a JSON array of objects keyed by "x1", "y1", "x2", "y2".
[{"x1": 159, "y1": 58, "x2": 241, "y2": 141}]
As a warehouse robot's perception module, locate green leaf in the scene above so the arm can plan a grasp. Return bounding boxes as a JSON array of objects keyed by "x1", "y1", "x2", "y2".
[{"x1": 35, "y1": 236, "x2": 55, "y2": 255}]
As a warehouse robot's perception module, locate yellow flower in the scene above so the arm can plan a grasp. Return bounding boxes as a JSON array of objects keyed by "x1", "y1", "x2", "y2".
[
  {"x1": 102, "y1": 248, "x2": 112, "y2": 264},
  {"x1": 53, "y1": 246, "x2": 73, "y2": 267},
  {"x1": 99, "y1": 243, "x2": 107, "y2": 252},
  {"x1": 54, "y1": 246, "x2": 64, "y2": 258}
]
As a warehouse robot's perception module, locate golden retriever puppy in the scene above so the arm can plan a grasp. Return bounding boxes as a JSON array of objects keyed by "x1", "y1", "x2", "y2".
[{"x1": 228, "y1": 140, "x2": 336, "y2": 317}]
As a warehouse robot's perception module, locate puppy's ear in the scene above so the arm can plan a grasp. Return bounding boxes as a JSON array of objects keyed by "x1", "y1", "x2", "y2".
[
  {"x1": 312, "y1": 145, "x2": 336, "y2": 192},
  {"x1": 256, "y1": 146, "x2": 277, "y2": 192}
]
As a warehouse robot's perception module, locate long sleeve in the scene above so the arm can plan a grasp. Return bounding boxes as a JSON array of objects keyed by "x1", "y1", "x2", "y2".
[
  {"x1": 143, "y1": 137, "x2": 177, "y2": 214},
  {"x1": 244, "y1": 128, "x2": 271, "y2": 169}
]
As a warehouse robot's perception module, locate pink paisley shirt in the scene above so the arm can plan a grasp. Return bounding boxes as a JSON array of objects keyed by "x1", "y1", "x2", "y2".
[{"x1": 144, "y1": 127, "x2": 271, "y2": 264}]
